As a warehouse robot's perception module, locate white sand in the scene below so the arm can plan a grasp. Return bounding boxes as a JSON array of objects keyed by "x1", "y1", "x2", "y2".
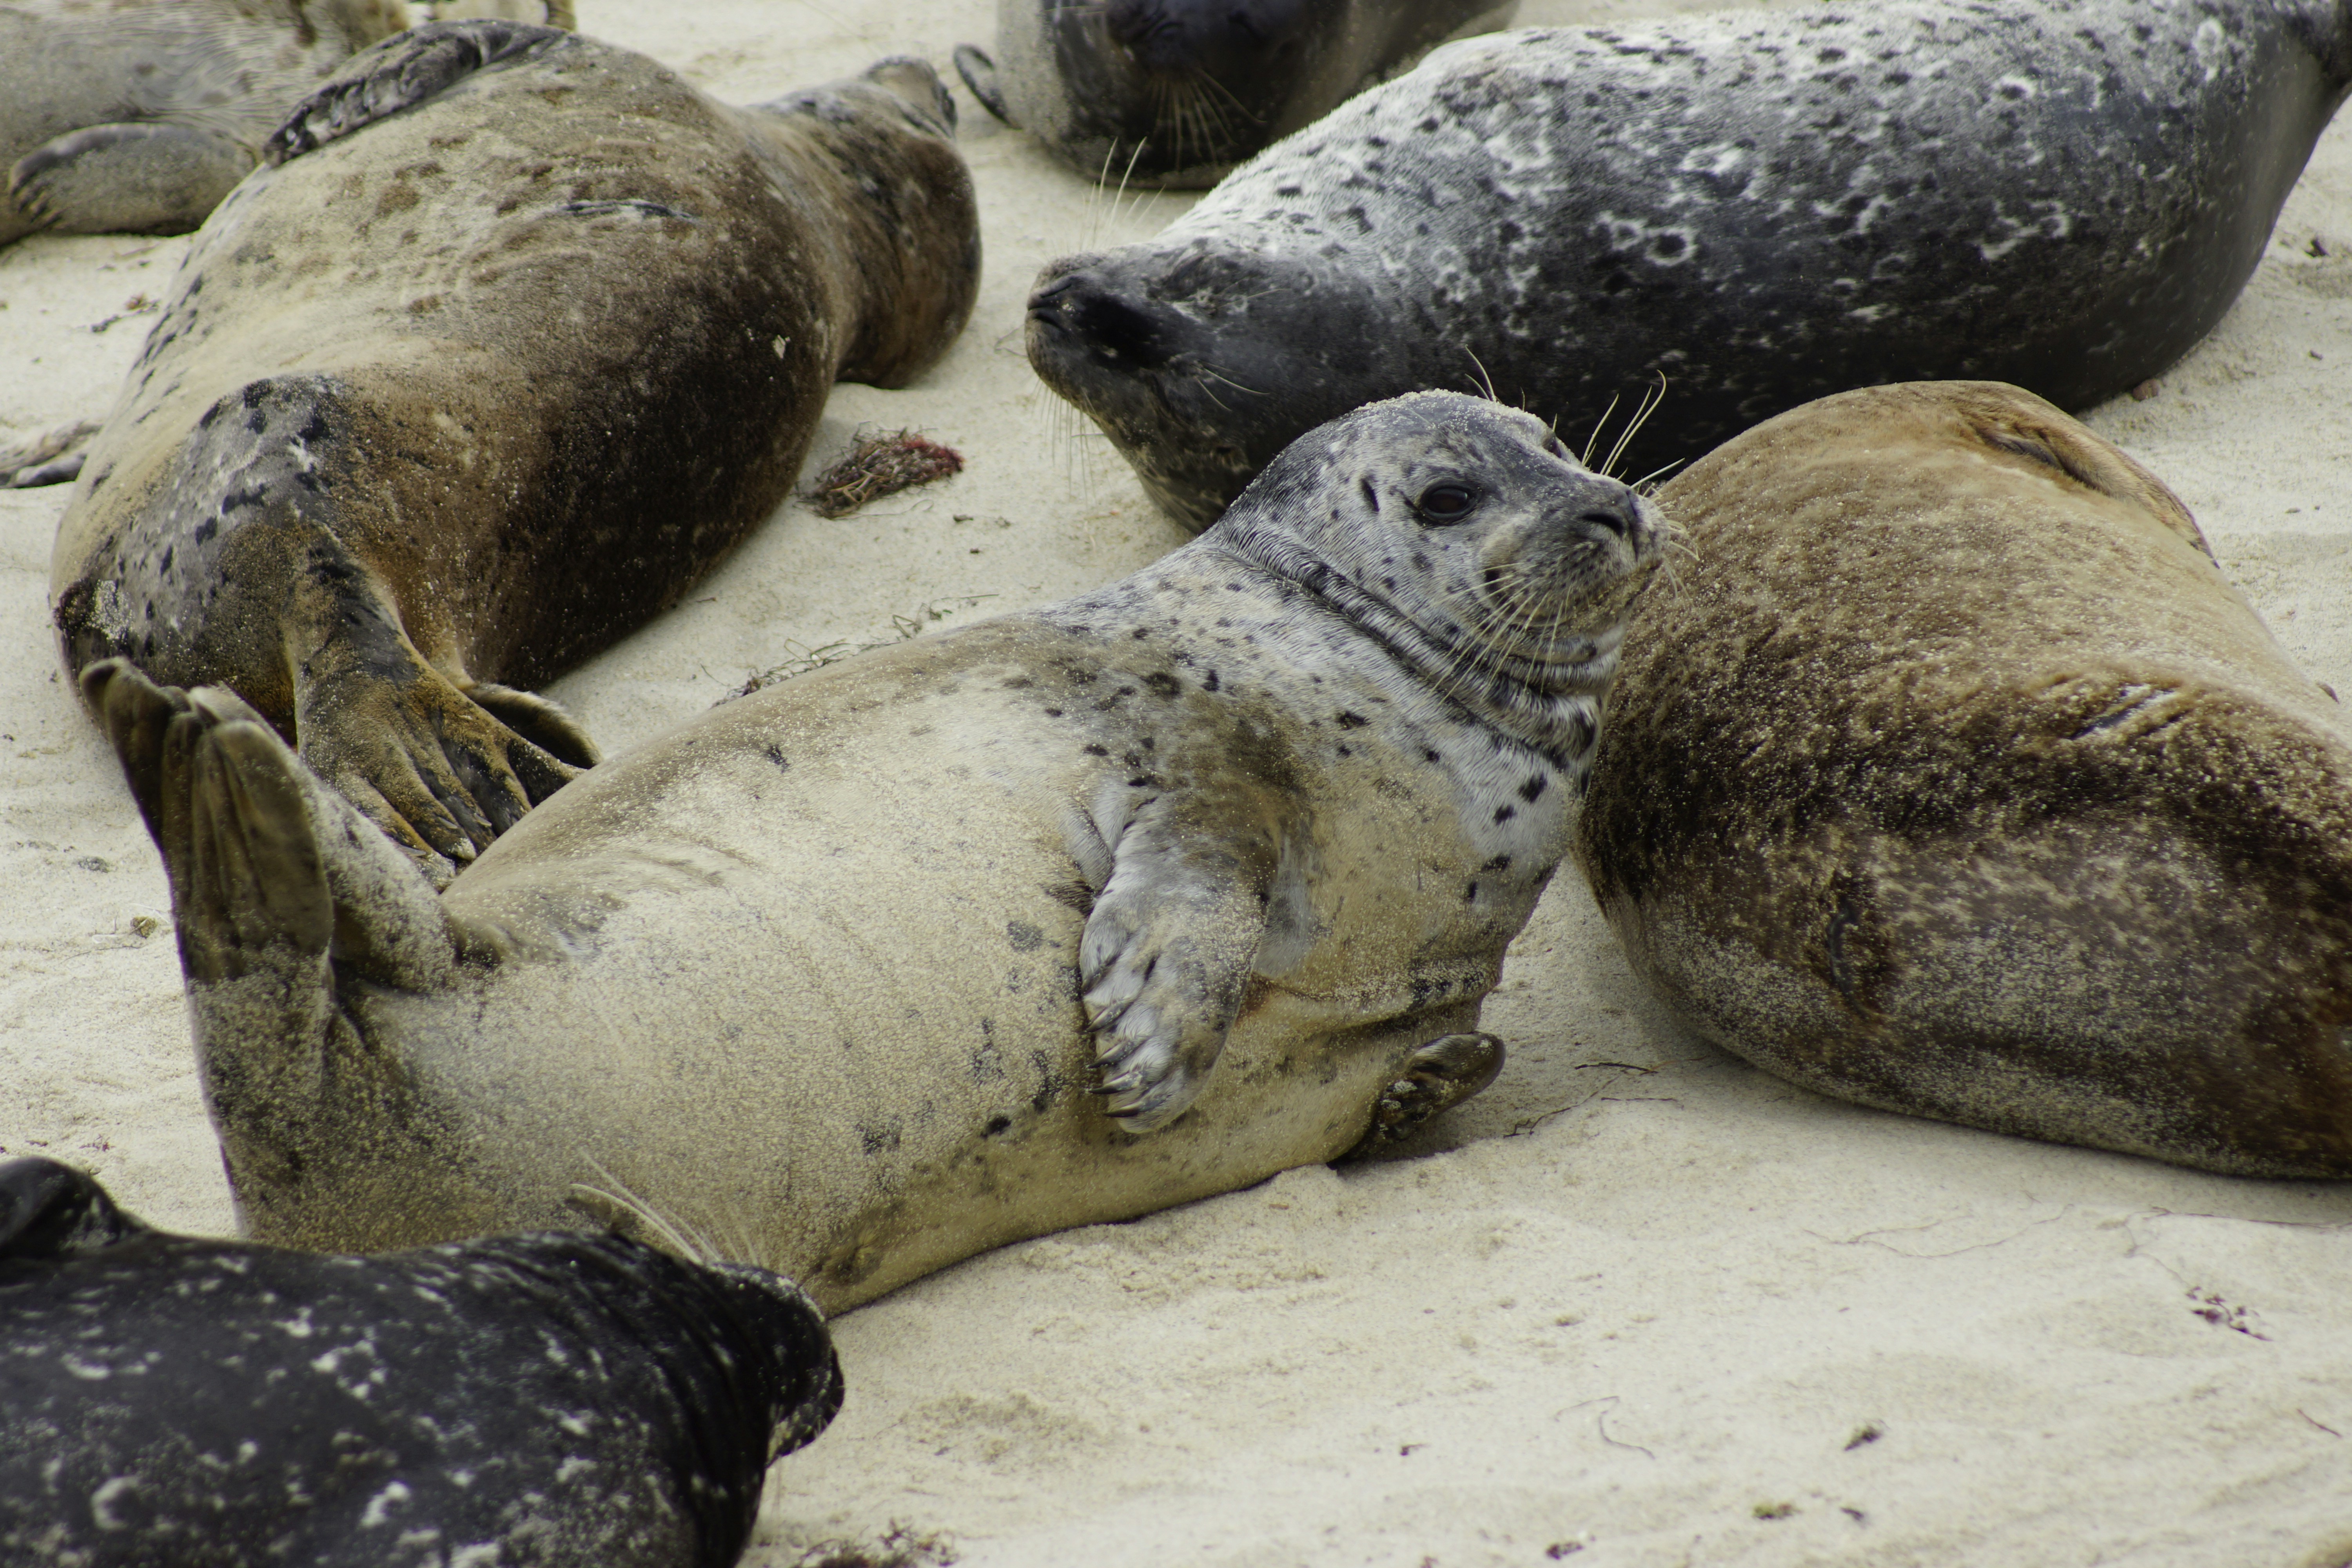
[{"x1": 7, "y1": 2, "x2": 2352, "y2": 1563}]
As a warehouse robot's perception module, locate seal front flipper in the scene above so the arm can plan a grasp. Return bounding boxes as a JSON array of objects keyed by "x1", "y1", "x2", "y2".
[
  {"x1": 0, "y1": 1157, "x2": 141, "y2": 1260},
  {"x1": 8, "y1": 122, "x2": 255, "y2": 237},
  {"x1": 84, "y1": 660, "x2": 478, "y2": 1243},
  {"x1": 952, "y1": 45, "x2": 1014, "y2": 125},
  {"x1": 1342, "y1": 1033, "x2": 1507, "y2": 1157},
  {"x1": 265, "y1": 20, "x2": 569, "y2": 165},
  {"x1": 286, "y1": 533, "x2": 590, "y2": 885},
  {"x1": 1073, "y1": 784, "x2": 1296, "y2": 1131}
]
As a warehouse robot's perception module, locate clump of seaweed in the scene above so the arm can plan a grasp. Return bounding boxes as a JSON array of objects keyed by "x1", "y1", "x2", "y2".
[{"x1": 804, "y1": 428, "x2": 964, "y2": 517}]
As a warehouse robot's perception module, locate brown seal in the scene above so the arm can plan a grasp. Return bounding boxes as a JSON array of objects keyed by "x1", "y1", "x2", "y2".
[
  {"x1": 50, "y1": 21, "x2": 980, "y2": 882},
  {"x1": 85, "y1": 391, "x2": 1665, "y2": 1311},
  {"x1": 1575, "y1": 380, "x2": 2352, "y2": 1178}
]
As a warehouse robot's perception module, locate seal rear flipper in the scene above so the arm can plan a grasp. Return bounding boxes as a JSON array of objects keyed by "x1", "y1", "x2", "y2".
[
  {"x1": 86, "y1": 660, "x2": 478, "y2": 1235},
  {"x1": 7, "y1": 122, "x2": 255, "y2": 237},
  {"x1": 265, "y1": 20, "x2": 570, "y2": 166},
  {"x1": 952, "y1": 44, "x2": 1013, "y2": 126}
]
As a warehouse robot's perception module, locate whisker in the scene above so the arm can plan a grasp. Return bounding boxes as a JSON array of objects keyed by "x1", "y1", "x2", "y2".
[{"x1": 1601, "y1": 374, "x2": 1669, "y2": 481}]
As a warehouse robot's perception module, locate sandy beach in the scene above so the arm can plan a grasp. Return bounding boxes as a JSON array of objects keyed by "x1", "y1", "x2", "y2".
[{"x1": 7, "y1": 1, "x2": 2352, "y2": 1563}]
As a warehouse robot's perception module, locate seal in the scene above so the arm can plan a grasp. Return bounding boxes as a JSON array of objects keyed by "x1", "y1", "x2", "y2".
[
  {"x1": 87, "y1": 391, "x2": 1664, "y2": 1311},
  {"x1": 1026, "y1": 0, "x2": 2352, "y2": 528},
  {"x1": 952, "y1": 0, "x2": 1516, "y2": 187},
  {"x1": 50, "y1": 21, "x2": 981, "y2": 882},
  {"x1": 0, "y1": 0, "x2": 410, "y2": 248},
  {"x1": 0, "y1": 1154, "x2": 842, "y2": 1567},
  {"x1": 1575, "y1": 380, "x2": 2352, "y2": 1179}
]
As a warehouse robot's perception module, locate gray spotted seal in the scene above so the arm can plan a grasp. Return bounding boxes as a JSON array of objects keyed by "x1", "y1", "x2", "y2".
[
  {"x1": 0, "y1": 0, "x2": 575, "y2": 248},
  {"x1": 953, "y1": 0, "x2": 1517, "y2": 187},
  {"x1": 1028, "y1": 0, "x2": 2352, "y2": 528},
  {"x1": 0, "y1": 1155, "x2": 840, "y2": 1567},
  {"x1": 51, "y1": 21, "x2": 980, "y2": 882},
  {"x1": 87, "y1": 391, "x2": 1664, "y2": 1310},
  {"x1": 1576, "y1": 380, "x2": 2352, "y2": 1179}
]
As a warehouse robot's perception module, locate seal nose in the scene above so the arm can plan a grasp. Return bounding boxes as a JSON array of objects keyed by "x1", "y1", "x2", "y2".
[
  {"x1": 1564, "y1": 480, "x2": 1644, "y2": 544},
  {"x1": 1027, "y1": 268, "x2": 1176, "y2": 371}
]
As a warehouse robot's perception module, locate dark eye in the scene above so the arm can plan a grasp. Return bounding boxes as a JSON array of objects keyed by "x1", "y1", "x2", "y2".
[{"x1": 1416, "y1": 483, "x2": 1477, "y2": 524}]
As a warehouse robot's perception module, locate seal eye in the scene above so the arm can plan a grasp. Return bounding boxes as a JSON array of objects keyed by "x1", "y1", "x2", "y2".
[{"x1": 1416, "y1": 483, "x2": 1478, "y2": 524}]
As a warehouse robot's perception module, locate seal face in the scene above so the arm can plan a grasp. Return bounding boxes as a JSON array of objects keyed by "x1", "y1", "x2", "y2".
[
  {"x1": 0, "y1": 0, "x2": 412, "y2": 247},
  {"x1": 0, "y1": 1156, "x2": 842, "y2": 1568},
  {"x1": 953, "y1": 0, "x2": 1517, "y2": 187},
  {"x1": 1028, "y1": 0, "x2": 2352, "y2": 528},
  {"x1": 87, "y1": 392, "x2": 1664, "y2": 1311},
  {"x1": 50, "y1": 22, "x2": 980, "y2": 883},
  {"x1": 1576, "y1": 381, "x2": 2352, "y2": 1180}
]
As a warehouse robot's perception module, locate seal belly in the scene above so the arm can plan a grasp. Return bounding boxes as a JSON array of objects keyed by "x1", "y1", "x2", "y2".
[{"x1": 420, "y1": 644, "x2": 1481, "y2": 1308}]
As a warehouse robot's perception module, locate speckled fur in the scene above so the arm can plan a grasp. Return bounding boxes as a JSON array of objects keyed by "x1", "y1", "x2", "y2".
[
  {"x1": 91, "y1": 392, "x2": 1662, "y2": 1311},
  {"x1": 0, "y1": 0, "x2": 414, "y2": 247},
  {"x1": 1030, "y1": 0, "x2": 2352, "y2": 528},
  {"x1": 1577, "y1": 381, "x2": 2352, "y2": 1179},
  {"x1": 50, "y1": 24, "x2": 980, "y2": 880},
  {"x1": 0, "y1": 1156, "x2": 840, "y2": 1568},
  {"x1": 960, "y1": 0, "x2": 1517, "y2": 187}
]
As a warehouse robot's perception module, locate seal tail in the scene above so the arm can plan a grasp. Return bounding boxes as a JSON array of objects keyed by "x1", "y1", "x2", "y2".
[{"x1": 84, "y1": 660, "x2": 463, "y2": 1235}]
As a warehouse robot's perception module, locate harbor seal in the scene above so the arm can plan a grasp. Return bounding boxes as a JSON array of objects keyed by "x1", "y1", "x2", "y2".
[
  {"x1": 51, "y1": 21, "x2": 980, "y2": 881},
  {"x1": 1028, "y1": 0, "x2": 2352, "y2": 528},
  {"x1": 952, "y1": 0, "x2": 1517, "y2": 187},
  {"x1": 1575, "y1": 380, "x2": 2352, "y2": 1179},
  {"x1": 0, "y1": 0, "x2": 576, "y2": 248},
  {"x1": 87, "y1": 392, "x2": 1664, "y2": 1311},
  {"x1": 0, "y1": 1155, "x2": 841, "y2": 1567}
]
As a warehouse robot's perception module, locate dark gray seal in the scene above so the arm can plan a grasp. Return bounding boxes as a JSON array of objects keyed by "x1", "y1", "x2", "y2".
[
  {"x1": 85, "y1": 391, "x2": 1664, "y2": 1311},
  {"x1": 1027, "y1": 0, "x2": 2352, "y2": 528},
  {"x1": 953, "y1": 0, "x2": 1517, "y2": 187},
  {"x1": 0, "y1": 1155, "x2": 841, "y2": 1567},
  {"x1": 1577, "y1": 380, "x2": 2352, "y2": 1179},
  {"x1": 50, "y1": 21, "x2": 980, "y2": 883}
]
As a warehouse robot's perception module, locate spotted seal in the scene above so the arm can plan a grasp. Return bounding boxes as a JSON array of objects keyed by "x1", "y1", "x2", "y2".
[
  {"x1": 0, "y1": 1155, "x2": 840, "y2": 1567},
  {"x1": 952, "y1": 0, "x2": 1517, "y2": 187},
  {"x1": 86, "y1": 392, "x2": 1663, "y2": 1311},
  {"x1": 1576, "y1": 380, "x2": 2352, "y2": 1178},
  {"x1": 50, "y1": 21, "x2": 980, "y2": 882},
  {"x1": 1027, "y1": 0, "x2": 2352, "y2": 528}
]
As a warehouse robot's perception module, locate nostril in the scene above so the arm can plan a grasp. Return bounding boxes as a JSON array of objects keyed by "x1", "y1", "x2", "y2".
[{"x1": 1579, "y1": 508, "x2": 1632, "y2": 538}]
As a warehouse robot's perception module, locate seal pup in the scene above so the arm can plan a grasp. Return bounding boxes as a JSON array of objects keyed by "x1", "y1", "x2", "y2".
[
  {"x1": 1028, "y1": 0, "x2": 2352, "y2": 528},
  {"x1": 0, "y1": 1155, "x2": 841, "y2": 1567},
  {"x1": 1577, "y1": 380, "x2": 2352, "y2": 1179},
  {"x1": 87, "y1": 392, "x2": 1664, "y2": 1311},
  {"x1": 953, "y1": 0, "x2": 1516, "y2": 187},
  {"x1": 51, "y1": 21, "x2": 980, "y2": 882}
]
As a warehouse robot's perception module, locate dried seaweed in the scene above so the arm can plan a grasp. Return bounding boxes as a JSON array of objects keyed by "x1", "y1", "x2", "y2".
[{"x1": 804, "y1": 428, "x2": 964, "y2": 517}]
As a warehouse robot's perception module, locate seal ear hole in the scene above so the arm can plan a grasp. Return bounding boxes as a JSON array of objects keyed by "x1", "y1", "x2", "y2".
[{"x1": 1415, "y1": 482, "x2": 1478, "y2": 524}]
